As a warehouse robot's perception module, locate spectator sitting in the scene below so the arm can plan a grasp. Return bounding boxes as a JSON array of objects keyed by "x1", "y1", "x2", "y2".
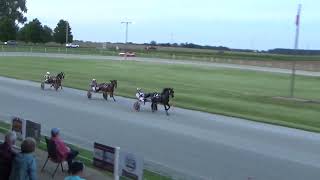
[
  {"x1": 9, "y1": 137, "x2": 37, "y2": 180},
  {"x1": 0, "y1": 132, "x2": 17, "y2": 180},
  {"x1": 50, "y1": 128, "x2": 79, "y2": 172},
  {"x1": 64, "y1": 161, "x2": 86, "y2": 180}
]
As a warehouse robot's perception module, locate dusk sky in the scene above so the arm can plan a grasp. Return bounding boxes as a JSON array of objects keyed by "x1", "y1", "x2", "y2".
[{"x1": 25, "y1": 0, "x2": 319, "y2": 50}]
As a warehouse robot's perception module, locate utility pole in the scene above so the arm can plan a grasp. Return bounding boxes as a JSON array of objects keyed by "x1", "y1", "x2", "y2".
[
  {"x1": 290, "y1": 4, "x2": 301, "y2": 98},
  {"x1": 121, "y1": 21, "x2": 132, "y2": 45},
  {"x1": 65, "y1": 22, "x2": 69, "y2": 44}
]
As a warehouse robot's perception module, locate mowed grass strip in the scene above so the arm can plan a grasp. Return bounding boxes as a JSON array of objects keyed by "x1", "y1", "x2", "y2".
[{"x1": 1, "y1": 56, "x2": 320, "y2": 132}]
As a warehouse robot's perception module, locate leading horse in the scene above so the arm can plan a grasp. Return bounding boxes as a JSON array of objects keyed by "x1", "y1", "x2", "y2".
[{"x1": 151, "y1": 88, "x2": 174, "y2": 115}]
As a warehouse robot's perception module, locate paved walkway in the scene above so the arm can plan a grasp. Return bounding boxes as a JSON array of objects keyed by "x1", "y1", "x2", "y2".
[{"x1": 0, "y1": 133, "x2": 112, "y2": 180}]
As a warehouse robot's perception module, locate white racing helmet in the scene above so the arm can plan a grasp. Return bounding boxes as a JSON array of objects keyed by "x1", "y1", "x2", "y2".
[
  {"x1": 92, "y1": 79, "x2": 96, "y2": 82},
  {"x1": 46, "y1": 72, "x2": 50, "y2": 75}
]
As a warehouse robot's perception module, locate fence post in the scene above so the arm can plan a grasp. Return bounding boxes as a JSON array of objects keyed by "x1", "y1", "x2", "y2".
[
  {"x1": 30, "y1": 47, "x2": 33, "y2": 53},
  {"x1": 1, "y1": 45, "x2": 3, "y2": 52},
  {"x1": 44, "y1": 48, "x2": 47, "y2": 53},
  {"x1": 65, "y1": 48, "x2": 67, "y2": 53},
  {"x1": 114, "y1": 147, "x2": 120, "y2": 180}
]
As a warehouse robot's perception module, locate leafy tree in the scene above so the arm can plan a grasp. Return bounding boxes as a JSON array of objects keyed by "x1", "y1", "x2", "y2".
[
  {"x1": 0, "y1": 0, "x2": 27, "y2": 23},
  {"x1": 53, "y1": 19, "x2": 73, "y2": 44},
  {"x1": 0, "y1": 0, "x2": 27, "y2": 41},
  {"x1": 0, "y1": 17, "x2": 18, "y2": 41},
  {"x1": 41, "y1": 25, "x2": 53, "y2": 43},
  {"x1": 17, "y1": 19, "x2": 53, "y2": 43},
  {"x1": 17, "y1": 23, "x2": 29, "y2": 42},
  {"x1": 28, "y1": 18, "x2": 43, "y2": 43},
  {"x1": 150, "y1": 40, "x2": 157, "y2": 46}
]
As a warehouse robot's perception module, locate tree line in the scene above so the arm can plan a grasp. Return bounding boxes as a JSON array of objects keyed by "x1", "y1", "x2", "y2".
[
  {"x1": 17, "y1": 19, "x2": 73, "y2": 44},
  {"x1": 0, "y1": 0, "x2": 73, "y2": 44},
  {"x1": 147, "y1": 41, "x2": 230, "y2": 51}
]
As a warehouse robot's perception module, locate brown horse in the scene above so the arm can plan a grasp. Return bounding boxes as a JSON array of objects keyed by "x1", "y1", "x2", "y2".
[
  {"x1": 51, "y1": 72, "x2": 65, "y2": 90},
  {"x1": 87, "y1": 80, "x2": 118, "y2": 101},
  {"x1": 41, "y1": 72, "x2": 65, "y2": 91}
]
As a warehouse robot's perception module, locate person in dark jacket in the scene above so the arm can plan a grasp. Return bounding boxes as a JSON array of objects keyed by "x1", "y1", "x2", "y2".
[{"x1": 0, "y1": 132, "x2": 17, "y2": 180}]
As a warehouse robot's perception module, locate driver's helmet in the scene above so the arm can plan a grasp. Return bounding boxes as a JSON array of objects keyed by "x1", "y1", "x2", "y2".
[
  {"x1": 46, "y1": 72, "x2": 50, "y2": 75},
  {"x1": 92, "y1": 79, "x2": 96, "y2": 82}
]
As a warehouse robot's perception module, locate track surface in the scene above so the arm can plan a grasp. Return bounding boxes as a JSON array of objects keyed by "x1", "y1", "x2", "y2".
[
  {"x1": 1, "y1": 52, "x2": 320, "y2": 76},
  {"x1": 1, "y1": 76, "x2": 320, "y2": 180}
]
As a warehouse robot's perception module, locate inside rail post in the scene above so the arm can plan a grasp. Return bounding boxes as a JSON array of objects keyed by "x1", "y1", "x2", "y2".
[{"x1": 114, "y1": 147, "x2": 120, "y2": 180}]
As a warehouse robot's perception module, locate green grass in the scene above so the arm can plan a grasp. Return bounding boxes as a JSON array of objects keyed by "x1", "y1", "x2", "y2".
[
  {"x1": 1, "y1": 56, "x2": 320, "y2": 132},
  {"x1": 0, "y1": 120, "x2": 170, "y2": 180}
]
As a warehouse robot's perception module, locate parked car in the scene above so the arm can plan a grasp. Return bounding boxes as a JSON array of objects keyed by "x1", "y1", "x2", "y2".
[
  {"x1": 119, "y1": 52, "x2": 136, "y2": 57},
  {"x1": 66, "y1": 43, "x2": 80, "y2": 48},
  {"x1": 4, "y1": 40, "x2": 17, "y2": 45}
]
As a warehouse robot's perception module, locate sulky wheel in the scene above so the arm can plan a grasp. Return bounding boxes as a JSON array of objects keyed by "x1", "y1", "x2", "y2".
[
  {"x1": 133, "y1": 101, "x2": 141, "y2": 112},
  {"x1": 87, "y1": 91, "x2": 92, "y2": 99}
]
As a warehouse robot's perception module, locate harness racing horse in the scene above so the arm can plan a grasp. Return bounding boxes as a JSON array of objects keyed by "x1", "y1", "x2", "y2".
[
  {"x1": 151, "y1": 88, "x2": 175, "y2": 115},
  {"x1": 52, "y1": 72, "x2": 65, "y2": 91},
  {"x1": 87, "y1": 80, "x2": 118, "y2": 101},
  {"x1": 41, "y1": 72, "x2": 65, "y2": 91}
]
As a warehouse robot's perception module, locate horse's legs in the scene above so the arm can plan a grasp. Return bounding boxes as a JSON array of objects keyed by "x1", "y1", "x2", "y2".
[
  {"x1": 164, "y1": 104, "x2": 169, "y2": 115},
  {"x1": 111, "y1": 92, "x2": 116, "y2": 102},
  {"x1": 151, "y1": 103, "x2": 155, "y2": 112}
]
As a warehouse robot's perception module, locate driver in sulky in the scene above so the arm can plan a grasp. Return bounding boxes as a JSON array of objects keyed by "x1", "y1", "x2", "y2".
[{"x1": 90, "y1": 79, "x2": 100, "y2": 92}]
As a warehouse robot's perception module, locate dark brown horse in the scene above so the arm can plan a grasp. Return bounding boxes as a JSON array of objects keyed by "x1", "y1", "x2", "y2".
[
  {"x1": 51, "y1": 72, "x2": 65, "y2": 90},
  {"x1": 151, "y1": 88, "x2": 174, "y2": 115},
  {"x1": 88, "y1": 80, "x2": 118, "y2": 101},
  {"x1": 41, "y1": 72, "x2": 65, "y2": 91}
]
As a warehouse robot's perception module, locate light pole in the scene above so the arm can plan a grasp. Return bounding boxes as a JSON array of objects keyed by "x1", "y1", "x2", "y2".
[
  {"x1": 290, "y1": 4, "x2": 302, "y2": 98},
  {"x1": 121, "y1": 21, "x2": 132, "y2": 47}
]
